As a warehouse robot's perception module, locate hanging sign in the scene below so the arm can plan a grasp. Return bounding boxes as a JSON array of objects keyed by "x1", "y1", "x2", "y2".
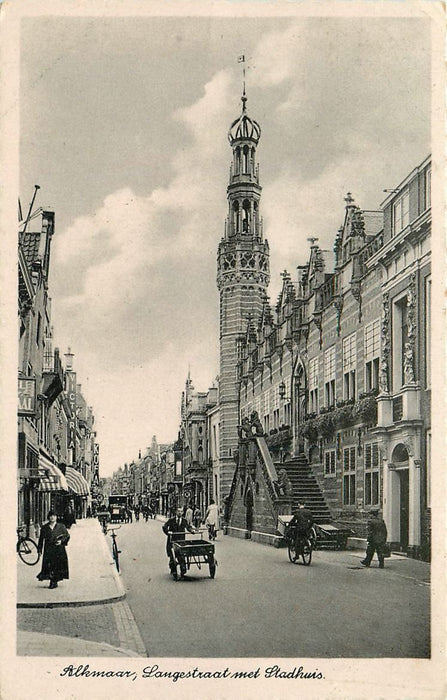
[{"x1": 18, "y1": 377, "x2": 36, "y2": 415}]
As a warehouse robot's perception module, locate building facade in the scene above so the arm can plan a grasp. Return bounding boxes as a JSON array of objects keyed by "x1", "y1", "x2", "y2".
[
  {"x1": 18, "y1": 207, "x2": 97, "y2": 535},
  {"x1": 235, "y1": 156, "x2": 431, "y2": 558}
]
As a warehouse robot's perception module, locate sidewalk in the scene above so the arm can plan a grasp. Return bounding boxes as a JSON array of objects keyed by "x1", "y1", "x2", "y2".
[
  {"x1": 17, "y1": 517, "x2": 124, "y2": 607},
  {"x1": 17, "y1": 518, "x2": 146, "y2": 657}
]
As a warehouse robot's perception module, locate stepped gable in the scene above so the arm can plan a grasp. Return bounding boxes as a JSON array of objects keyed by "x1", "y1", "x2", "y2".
[{"x1": 276, "y1": 456, "x2": 332, "y2": 524}]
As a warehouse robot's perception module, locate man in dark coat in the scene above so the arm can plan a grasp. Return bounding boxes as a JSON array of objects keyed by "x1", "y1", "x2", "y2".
[
  {"x1": 289, "y1": 503, "x2": 314, "y2": 553},
  {"x1": 361, "y1": 509, "x2": 388, "y2": 568},
  {"x1": 36, "y1": 511, "x2": 70, "y2": 589},
  {"x1": 162, "y1": 507, "x2": 196, "y2": 579}
]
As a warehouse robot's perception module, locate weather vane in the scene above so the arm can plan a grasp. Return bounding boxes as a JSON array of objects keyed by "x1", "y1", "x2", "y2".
[{"x1": 238, "y1": 55, "x2": 247, "y2": 108}]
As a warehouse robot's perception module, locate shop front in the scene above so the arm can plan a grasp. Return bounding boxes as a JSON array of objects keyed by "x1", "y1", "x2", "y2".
[{"x1": 64, "y1": 465, "x2": 90, "y2": 518}]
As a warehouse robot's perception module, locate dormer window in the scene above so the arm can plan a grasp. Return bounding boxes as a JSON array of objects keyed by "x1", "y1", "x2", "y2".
[{"x1": 392, "y1": 190, "x2": 409, "y2": 235}]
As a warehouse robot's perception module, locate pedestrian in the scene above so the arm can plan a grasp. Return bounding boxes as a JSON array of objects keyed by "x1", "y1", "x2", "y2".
[
  {"x1": 135, "y1": 505, "x2": 140, "y2": 521},
  {"x1": 127, "y1": 506, "x2": 133, "y2": 523},
  {"x1": 62, "y1": 503, "x2": 76, "y2": 529},
  {"x1": 360, "y1": 509, "x2": 388, "y2": 568},
  {"x1": 204, "y1": 499, "x2": 219, "y2": 541},
  {"x1": 193, "y1": 506, "x2": 201, "y2": 529},
  {"x1": 162, "y1": 506, "x2": 196, "y2": 579},
  {"x1": 185, "y1": 503, "x2": 193, "y2": 527},
  {"x1": 36, "y1": 510, "x2": 70, "y2": 589}
]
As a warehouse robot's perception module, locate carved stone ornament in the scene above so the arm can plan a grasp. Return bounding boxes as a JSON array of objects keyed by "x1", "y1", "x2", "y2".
[
  {"x1": 404, "y1": 273, "x2": 417, "y2": 384},
  {"x1": 379, "y1": 293, "x2": 390, "y2": 393},
  {"x1": 350, "y1": 280, "x2": 362, "y2": 321},
  {"x1": 333, "y1": 294, "x2": 344, "y2": 336}
]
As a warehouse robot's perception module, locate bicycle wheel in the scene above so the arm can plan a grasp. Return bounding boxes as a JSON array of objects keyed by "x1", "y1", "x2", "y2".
[
  {"x1": 112, "y1": 539, "x2": 120, "y2": 572},
  {"x1": 288, "y1": 542, "x2": 298, "y2": 564},
  {"x1": 17, "y1": 537, "x2": 39, "y2": 565},
  {"x1": 301, "y1": 539, "x2": 312, "y2": 566}
]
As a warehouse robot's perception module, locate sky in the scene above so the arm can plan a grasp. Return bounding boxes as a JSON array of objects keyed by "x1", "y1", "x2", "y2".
[{"x1": 19, "y1": 13, "x2": 431, "y2": 476}]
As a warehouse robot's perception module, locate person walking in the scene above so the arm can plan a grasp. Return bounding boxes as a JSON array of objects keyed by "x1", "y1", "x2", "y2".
[
  {"x1": 36, "y1": 511, "x2": 70, "y2": 589},
  {"x1": 193, "y1": 506, "x2": 201, "y2": 529},
  {"x1": 185, "y1": 503, "x2": 193, "y2": 527},
  {"x1": 360, "y1": 509, "x2": 388, "y2": 568},
  {"x1": 204, "y1": 499, "x2": 219, "y2": 541}
]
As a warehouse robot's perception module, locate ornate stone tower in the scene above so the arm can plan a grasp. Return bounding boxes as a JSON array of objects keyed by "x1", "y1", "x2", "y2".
[{"x1": 217, "y1": 87, "x2": 270, "y2": 501}]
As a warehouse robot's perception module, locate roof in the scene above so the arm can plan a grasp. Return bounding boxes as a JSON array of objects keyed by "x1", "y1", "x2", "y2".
[
  {"x1": 19, "y1": 230, "x2": 41, "y2": 268},
  {"x1": 363, "y1": 211, "x2": 383, "y2": 238}
]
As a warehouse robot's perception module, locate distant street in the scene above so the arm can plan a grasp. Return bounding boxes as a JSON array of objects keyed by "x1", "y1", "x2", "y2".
[{"x1": 114, "y1": 518, "x2": 430, "y2": 658}]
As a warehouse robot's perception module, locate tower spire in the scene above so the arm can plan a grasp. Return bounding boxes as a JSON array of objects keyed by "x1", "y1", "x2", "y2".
[{"x1": 238, "y1": 54, "x2": 247, "y2": 113}]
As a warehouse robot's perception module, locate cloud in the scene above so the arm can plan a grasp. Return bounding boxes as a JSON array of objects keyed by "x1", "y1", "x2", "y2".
[{"x1": 53, "y1": 69, "x2": 235, "y2": 328}]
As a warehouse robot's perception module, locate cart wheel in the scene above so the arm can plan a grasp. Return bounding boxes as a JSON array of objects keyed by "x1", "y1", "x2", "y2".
[
  {"x1": 288, "y1": 542, "x2": 298, "y2": 564},
  {"x1": 302, "y1": 540, "x2": 312, "y2": 566},
  {"x1": 209, "y1": 553, "x2": 216, "y2": 578}
]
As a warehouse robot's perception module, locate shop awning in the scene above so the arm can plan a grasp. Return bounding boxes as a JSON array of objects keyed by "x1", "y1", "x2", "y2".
[
  {"x1": 65, "y1": 466, "x2": 90, "y2": 496},
  {"x1": 38, "y1": 453, "x2": 69, "y2": 492}
]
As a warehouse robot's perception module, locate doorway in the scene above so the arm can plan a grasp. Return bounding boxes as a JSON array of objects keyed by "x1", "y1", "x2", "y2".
[{"x1": 398, "y1": 469, "x2": 409, "y2": 550}]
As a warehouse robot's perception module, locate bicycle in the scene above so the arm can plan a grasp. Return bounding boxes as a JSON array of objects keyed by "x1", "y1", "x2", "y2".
[
  {"x1": 285, "y1": 525, "x2": 313, "y2": 566},
  {"x1": 107, "y1": 525, "x2": 121, "y2": 572},
  {"x1": 17, "y1": 526, "x2": 40, "y2": 565}
]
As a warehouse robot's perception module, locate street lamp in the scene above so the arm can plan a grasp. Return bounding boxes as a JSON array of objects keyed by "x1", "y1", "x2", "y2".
[{"x1": 278, "y1": 380, "x2": 290, "y2": 402}]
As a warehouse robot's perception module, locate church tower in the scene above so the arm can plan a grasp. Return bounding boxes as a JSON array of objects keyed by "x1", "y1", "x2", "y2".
[{"x1": 217, "y1": 87, "x2": 270, "y2": 500}]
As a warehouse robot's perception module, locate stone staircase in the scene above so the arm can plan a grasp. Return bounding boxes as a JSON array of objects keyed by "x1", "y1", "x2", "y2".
[{"x1": 275, "y1": 455, "x2": 332, "y2": 524}]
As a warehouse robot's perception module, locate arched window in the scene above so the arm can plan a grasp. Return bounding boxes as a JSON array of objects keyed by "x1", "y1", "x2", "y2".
[
  {"x1": 242, "y1": 199, "x2": 250, "y2": 233},
  {"x1": 235, "y1": 147, "x2": 241, "y2": 174},
  {"x1": 233, "y1": 200, "x2": 240, "y2": 233},
  {"x1": 243, "y1": 145, "x2": 249, "y2": 173}
]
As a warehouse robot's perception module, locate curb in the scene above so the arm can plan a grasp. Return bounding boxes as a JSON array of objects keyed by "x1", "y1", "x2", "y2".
[{"x1": 17, "y1": 593, "x2": 126, "y2": 609}]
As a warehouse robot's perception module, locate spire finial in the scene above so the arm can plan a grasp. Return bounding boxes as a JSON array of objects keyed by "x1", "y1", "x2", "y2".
[{"x1": 238, "y1": 55, "x2": 247, "y2": 112}]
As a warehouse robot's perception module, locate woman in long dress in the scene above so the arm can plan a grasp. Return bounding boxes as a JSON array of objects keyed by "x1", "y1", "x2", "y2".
[
  {"x1": 36, "y1": 510, "x2": 70, "y2": 589},
  {"x1": 204, "y1": 499, "x2": 219, "y2": 541}
]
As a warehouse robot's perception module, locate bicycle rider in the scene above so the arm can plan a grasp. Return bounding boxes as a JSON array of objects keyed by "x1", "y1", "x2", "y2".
[{"x1": 289, "y1": 502, "x2": 314, "y2": 554}]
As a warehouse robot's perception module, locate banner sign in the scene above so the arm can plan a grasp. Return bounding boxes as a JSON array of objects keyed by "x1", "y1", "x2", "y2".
[
  {"x1": 18, "y1": 377, "x2": 36, "y2": 415},
  {"x1": 66, "y1": 371, "x2": 77, "y2": 462},
  {"x1": 93, "y1": 443, "x2": 100, "y2": 485}
]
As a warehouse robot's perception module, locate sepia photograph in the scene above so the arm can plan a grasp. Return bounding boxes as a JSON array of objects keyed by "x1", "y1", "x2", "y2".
[{"x1": 1, "y1": 1, "x2": 445, "y2": 699}]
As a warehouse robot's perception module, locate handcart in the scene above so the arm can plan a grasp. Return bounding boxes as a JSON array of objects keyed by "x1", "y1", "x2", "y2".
[{"x1": 171, "y1": 531, "x2": 216, "y2": 580}]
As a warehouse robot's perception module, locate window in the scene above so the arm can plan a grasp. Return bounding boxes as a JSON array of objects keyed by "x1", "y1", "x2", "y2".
[
  {"x1": 308, "y1": 357, "x2": 319, "y2": 413},
  {"x1": 393, "y1": 190, "x2": 410, "y2": 235},
  {"x1": 343, "y1": 447, "x2": 356, "y2": 505},
  {"x1": 36, "y1": 312, "x2": 41, "y2": 346},
  {"x1": 324, "y1": 450, "x2": 336, "y2": 477},
  {"x1": 425, "y1": 277, "x2": 431, "y2": 388},
  {"x1": 343, "y1": 333, "x2": 356, "y2": 400},
  {"x1": 324, "y1": 346, "x2": 336, "y2": 407},
  {"x1": 424, "y1": 167, "x2": 431, "y2": 211},
  {"x1": 264, "y1": 414, "x2": 270, "y2": 434},
  {"x1": 364, "y1": 442, "x2": 379, "y2": 506},
  {"x1": 364, "y1": 319, "x2": 380, "y2": 392},
  {"x1": 273, "y1": 408, "x2": 280, "y2": 430},
  {"x1": 392, "y1": 296, "x2": 409, "y2": 390}
]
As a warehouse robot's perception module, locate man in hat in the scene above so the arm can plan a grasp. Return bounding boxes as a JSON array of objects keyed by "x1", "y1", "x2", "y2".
[
  {"x1": 162, "y1": 506, "x2": 196, "y2": 579},
  {"x1": 289, "y1": 502, "x2": 314, "y2": 554},
  {"x1": 360, "y1": 509, "x2": 388, "y2": 568}
]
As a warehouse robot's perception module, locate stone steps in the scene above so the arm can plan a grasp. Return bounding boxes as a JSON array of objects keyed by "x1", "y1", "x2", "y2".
[{"x1": 275, "y1": 457, "x2": 332, "y2": 523}]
